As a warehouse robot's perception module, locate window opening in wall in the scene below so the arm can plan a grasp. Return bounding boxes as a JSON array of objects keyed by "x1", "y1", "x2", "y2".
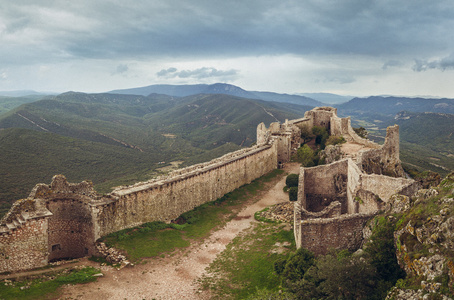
[{"x1": 52, "y1": 244, "x2": 61, "y2": 251}]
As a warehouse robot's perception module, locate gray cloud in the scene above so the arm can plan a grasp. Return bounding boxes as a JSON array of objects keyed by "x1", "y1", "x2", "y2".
[
  {"x1": 324, "y1": 76, "x2": 356, "y2": 85},
  {"x1": 382, "y1": 60, "x2": 403, "y2": 70},
  {"x1": 112, "y1": 64, "x2": 129, "y2": 75},
  {"x1": 156, "y1": 68, "x2": 178, "y2": 77},
  {"x1": 2, "y1": 0, "x2": 454, "y2": 64},
  {"x1": 2, "y1": 1, "x2": 454, "y2": 96},
  {"x1": 157, "y1": 67, "x2": 238, "y2": 80},
  {"x1": 413, "y1": 54, "x2": 454, "y2": 72}
]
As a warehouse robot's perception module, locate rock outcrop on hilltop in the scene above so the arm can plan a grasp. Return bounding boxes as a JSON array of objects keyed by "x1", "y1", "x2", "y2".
[{"x1": 381, "y1": 172, "x2": 454, "y2": 299}]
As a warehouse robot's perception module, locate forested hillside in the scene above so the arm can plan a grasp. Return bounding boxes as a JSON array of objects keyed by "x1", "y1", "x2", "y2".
[{"x1": 0, "y1": 92, "x2": 310, "y2": 216}]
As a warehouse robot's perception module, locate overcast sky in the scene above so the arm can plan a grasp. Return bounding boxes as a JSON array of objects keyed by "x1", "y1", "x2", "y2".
[{"x1": 1, "y1": 0, "x2": 454, "y2": 97}]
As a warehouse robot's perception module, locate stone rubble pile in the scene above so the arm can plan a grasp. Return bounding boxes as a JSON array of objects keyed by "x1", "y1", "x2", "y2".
[
  {"x1": 95, "y1": 242, "x2": 131, "y2": 269},
  {"x1": 258, "y1": 202, "x2": 294, "y2": 223}
]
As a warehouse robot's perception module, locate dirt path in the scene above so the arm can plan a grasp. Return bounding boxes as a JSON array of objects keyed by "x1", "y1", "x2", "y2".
[{"x1": 59, "y1": 163, "x2": 300, "y2": 300}]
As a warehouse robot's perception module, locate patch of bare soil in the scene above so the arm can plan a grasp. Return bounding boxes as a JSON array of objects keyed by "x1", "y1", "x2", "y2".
[{"x1": 58, "y1": 163, "x2": 300, "y2": 300}]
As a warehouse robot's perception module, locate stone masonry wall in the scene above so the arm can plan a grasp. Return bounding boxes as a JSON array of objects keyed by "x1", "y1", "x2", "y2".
[
  {"x1": 303, "y1": 160, "x2": 349, "y2": 213},
  {"x1": 92, "y1": 144, "x2": 278, "y2": 239},
  {"x1": 297, "y1": 213, "x2": 375, "y2": 255},
  {"x1": 47, "y1": 198, "x2": 95, "y2": 262},
  {"x1": 0, "y1": 217, "x2": 48, "y2": 272}
]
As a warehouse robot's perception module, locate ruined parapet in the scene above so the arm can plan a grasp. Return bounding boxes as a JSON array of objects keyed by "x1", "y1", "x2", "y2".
[
  {"x1": 303, "y1": 107, "x2": 337, "y2": 129},
  {"x1": 298, "y1": 212, "x2": 375, "y2": 255},
  {"x1": 95, "y1": 143, "x2": 278, "y2": 239},
  {"x1": 295, "y1": 157, "x2": 417, "y2": 254},
  {"x1": 0, "y1": 175, "x2": 101, "y2": 273},
  {"x1": 357, "y1": 125, "x2": 405, "y2": 177},
  {"x1": 256, "y1": 121, "x2": 293, "y2": 164},
  {"x1": 29, "y1": 174, "x2": 97, "y2": 199},
  {"x1": 256, "y1": 122, "x2": 270, "y2": 145},
  {"x1": 330, "y1": 114, "x2": 380, "y2": 148},
  {"x1": 300, "y1": 201, "x2": 342, "y2": 220}
]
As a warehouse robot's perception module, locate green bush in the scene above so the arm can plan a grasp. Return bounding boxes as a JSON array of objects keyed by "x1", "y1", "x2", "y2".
[
  {"x1": 300, "y1": 126, "x2": 314, "y2": 144},
  {"x1": 285, "y1": 174, "x2": 299, "y2": 188},
  {"x1": 353, "y1": 126, "x2": 368, "y2": 139},
  {"x1": 312, "y1": 126, "x2": 329, "y2": 148},
  {"x1": 365, "y1": 216, "x2": 405, "y2": 284},
  {"x1": 295, "y1": 144, "x2": 315, "y2": 167},
  {"x1": 326, "y1": 135, "x2": 346, "y2": 146},
  {"x1": 289, "y1": 187, "x2": 298, "y2": 202},
  {"x1": 281, "y1": 248, "x2": 315, "y2": 282}
]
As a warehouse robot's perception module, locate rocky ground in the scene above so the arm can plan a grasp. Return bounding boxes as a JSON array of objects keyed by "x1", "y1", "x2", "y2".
[{"x1": 58, "y1": 163, "x2": 301, "y2": 300}]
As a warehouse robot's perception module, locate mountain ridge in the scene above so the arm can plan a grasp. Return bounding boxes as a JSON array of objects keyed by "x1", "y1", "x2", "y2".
[{"x1": 108, "y1": 83, "x2": 324, "y2": 107}]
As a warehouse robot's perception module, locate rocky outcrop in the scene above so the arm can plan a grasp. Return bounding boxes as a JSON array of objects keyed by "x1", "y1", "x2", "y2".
[{"x1": 386, "y1": 173, "x2": 454, "y2": 298}]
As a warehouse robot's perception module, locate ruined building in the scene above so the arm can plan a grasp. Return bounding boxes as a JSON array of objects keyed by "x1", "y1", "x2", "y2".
[{"x1": 0, "y1": 107, "x2": 417, "y2": 272}]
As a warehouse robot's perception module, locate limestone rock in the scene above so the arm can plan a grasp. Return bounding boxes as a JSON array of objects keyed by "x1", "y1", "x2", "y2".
[{"x1": 385, "y1": 194, "x2": 411, "y2": 214}]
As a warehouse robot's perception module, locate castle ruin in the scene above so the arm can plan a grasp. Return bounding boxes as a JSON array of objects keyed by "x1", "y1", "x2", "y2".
[{"x1": 0, "y1": 107, "x2": 417, "y2": 272}]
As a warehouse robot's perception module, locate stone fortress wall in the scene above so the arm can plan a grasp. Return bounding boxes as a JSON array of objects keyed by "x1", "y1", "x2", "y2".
[
  {"x1": 275, "y1": 107, "x2": 418, "y2": 255},
  {"x1": 0, "y1": 143, "x2": 277, "y2": 273},
  {"x1": 0, "y1": 106, "x2": 416, "y2": 272}
]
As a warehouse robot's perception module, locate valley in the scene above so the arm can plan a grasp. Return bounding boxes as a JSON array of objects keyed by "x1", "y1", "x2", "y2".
[{"x1": 1, "y1": 85, "x2": 453, "y2": 217}]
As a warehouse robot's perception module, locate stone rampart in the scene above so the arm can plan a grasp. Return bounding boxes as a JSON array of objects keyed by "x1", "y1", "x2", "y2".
[
  {"x1": 0, "y1": 143, "x2": 278, "y2": 272},
  {"x1": 93, "y1": 144, "x2": 277, "y2": 239}
]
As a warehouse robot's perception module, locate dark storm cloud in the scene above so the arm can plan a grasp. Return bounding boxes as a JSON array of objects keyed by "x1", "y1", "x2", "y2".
[{"x1": 2, "y1": 0, "x2": 454, "y2": 64}]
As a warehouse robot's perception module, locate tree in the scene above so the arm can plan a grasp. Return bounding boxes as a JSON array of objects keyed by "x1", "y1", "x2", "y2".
[
  {"x1": 300, "y1": 126, "x2": 314, "y2": 144},
  {"x1": 296, "y1": 144, "x2": 315, "y2": 167},
  {"x1": 316, "y1": 254, "x2": 378, "y2": 300},
  {"x1": 312, "y1": 126, "x2": 329, "y2": 149},
  {"x1": 281, "y1": 248, "x2": 315, "y2": 282}
]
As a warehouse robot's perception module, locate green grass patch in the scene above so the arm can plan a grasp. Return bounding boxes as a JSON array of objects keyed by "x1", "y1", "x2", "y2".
[
  {"x1": 0, "y1": 266, "x2": 100, "y2": 300},
  {"x1": 200, "y1": 222, "x2": 295, "y2": 299},
  {"x1": 101, "y1": 169, "x2": 284, "y2": 262}
]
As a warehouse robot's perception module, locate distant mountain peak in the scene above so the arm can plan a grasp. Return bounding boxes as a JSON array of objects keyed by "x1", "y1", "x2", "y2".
[{"x1": 108, "y1": 83, "x2": 324, "y2": 107}]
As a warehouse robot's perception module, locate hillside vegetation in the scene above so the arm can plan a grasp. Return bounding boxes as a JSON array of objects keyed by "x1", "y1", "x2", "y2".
[{"x1": 0, "y1": 92, "x2": 309, "y2": 216}]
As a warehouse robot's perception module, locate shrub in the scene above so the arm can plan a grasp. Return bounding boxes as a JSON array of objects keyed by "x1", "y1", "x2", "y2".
[
  {"x1": 353, "y1": 126, "x2": 368, "y2": 138},
  {"x1": 300, "y1": 126, "x2": 314, "y2": 144},
  {"x1": 281, "y1": 248, "x2": 315, "y2": 282},
  {"x1": 365, "y1": 216, "x2": 405, "y2": 283},
  {"x1": 312, "y1": 126, "x2": 329, "y2": 148},
  {"x1": 285, "y1": 174, "x2": 299, "y2": 188},
  {"x1": 296, "y1": 144, "x2": 315, "y2": 167},
  {"x1": 326, "y1": 135, "x2": 346, "y2": 146},
  {"x1": 289, "y1": 187, "x2": 298, "y2": 202}
]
